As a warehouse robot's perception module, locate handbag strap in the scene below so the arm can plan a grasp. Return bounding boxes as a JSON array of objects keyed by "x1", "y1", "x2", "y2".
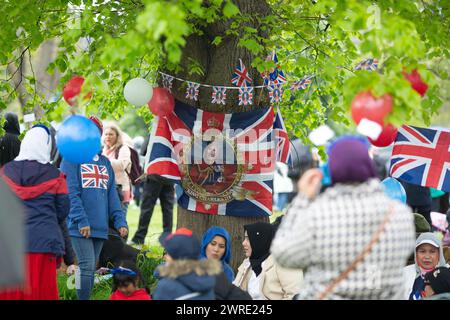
[{"x1": 318, "y1": 204, "x2": 396, "y2": 300}]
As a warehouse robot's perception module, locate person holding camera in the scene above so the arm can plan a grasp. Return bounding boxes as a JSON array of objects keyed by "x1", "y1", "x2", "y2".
[{"x1": 271, "y1": 137, "x2": 415, "y2": 300}]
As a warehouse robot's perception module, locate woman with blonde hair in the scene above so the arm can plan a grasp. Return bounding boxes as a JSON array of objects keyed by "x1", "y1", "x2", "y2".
[{"x1": 102, "y1": 123, "x2": 132, "y2": 219}]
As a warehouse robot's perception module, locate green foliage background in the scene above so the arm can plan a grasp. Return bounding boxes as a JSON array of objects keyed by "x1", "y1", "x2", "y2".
[{"x1": 0, "y1": 0, "x2": 449, "y2": 140}]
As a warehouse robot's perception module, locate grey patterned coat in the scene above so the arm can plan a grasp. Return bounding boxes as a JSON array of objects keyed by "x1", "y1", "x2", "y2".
[{"x1": 271, "y1": 179, "x2": 415, "y2": 300}]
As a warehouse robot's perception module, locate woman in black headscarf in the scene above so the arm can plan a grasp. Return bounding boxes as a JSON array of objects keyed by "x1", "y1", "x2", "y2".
[
  {"x1": 0, "y1": 113, "x2": 21, "y2": 167},
  {"x1": 233, "y1": 222, "x2": 302, "y2": 300}
]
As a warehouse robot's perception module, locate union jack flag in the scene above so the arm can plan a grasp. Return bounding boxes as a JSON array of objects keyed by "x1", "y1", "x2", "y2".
[
  {"x1": 162, "y1": 74, "x2": 174, "y2": 92},
  {"x1": 186, "y1": 82, "x2": 200, "y2": 101},
  {"x1": 145, "y1": 100, "x2": 290, "y2": 216},
  {"x1": 238, "y1": 86, "x2": 253, "y2": 106},
  {"x1": 262, "y1": 51, "x2": 287, "y2": 86},
  {"x1": 389, "y1": 125, "x2": 450, "y2": 192},
  {"x1": 268, "y1": 84, "x2": 283, "y2": 104},
  {"x1": 211, "y1": 86, "x2": 227, "y2": 105},
  {"x1": 291, "y1": 76, "x2": 313, "y2": 91},
  {"x1": 80, "y1": 164, "x2": 109, "y2": 189},
  {"x1": 355, "y1": 58, "x2": 379, "y2": 71},
  {"x1": 274, "y1": 108, "x2": 291, "y2": 164},
  {"x1": 231, "y1": 59, "x2": 253, "y2": 87}
]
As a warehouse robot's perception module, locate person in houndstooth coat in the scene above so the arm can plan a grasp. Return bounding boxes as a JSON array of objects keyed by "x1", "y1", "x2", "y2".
[{"x1": 271, "y1": 137, "x2": 416, "y2": 300}]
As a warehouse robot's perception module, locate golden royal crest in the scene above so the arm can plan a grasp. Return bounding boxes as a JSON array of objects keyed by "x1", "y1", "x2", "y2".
[{"x1": 179, "y1": 132, "x2": 248, "y2": 204}]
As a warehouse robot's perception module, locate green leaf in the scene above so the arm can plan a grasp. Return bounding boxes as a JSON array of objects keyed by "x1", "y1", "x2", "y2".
[
  {"x1": 212, "y1": 36, "x2": 222, "y2": 46},
  {"x1": 223, "y1": 1, "x2": 240, "y2": 18}
]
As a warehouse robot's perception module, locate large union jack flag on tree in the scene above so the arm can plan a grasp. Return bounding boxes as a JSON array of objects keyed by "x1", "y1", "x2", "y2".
[
  {"x1": 144, "y1": 100, "x2": 290, "y2": 216},
  {"x1": 389, "y1": 125, "x2": 450, "y2": 192}
]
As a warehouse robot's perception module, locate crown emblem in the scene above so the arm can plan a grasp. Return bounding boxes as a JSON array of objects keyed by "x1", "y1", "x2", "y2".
[{"x1": 207, "y1": 117, "x2": 220, "y2": 128}]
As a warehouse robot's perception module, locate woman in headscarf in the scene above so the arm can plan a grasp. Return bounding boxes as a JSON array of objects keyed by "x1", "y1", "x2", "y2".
[
  {"x1": 201, "y1": 226, "x2": 234, "y2": 282},
  {"x1": 0, "y1": 125, "x2": 70, "y2": 299},
  {"x1": 0, "y1": 112, "x2": 21, "y2": 166},
  {"x1": 233, "y1": 222, "x2": 302, "y2": 300},
  {"x1": 271, "y1": 136, "x2": 416, "y2": 300},
  {"x1": 402, "y1": 232, "x2": 447, "y2": 300}
]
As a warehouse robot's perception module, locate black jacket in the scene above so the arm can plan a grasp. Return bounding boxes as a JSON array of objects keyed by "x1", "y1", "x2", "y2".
[
  {"x1": 214, "y1": 271, "x2": 252, "y2": 300},
  {"x1": 59, "y1": 220, "x2": 76, "y2": 266},
  {"x1": 0, "y1": 113, "x2": 21, "y2": 166}
]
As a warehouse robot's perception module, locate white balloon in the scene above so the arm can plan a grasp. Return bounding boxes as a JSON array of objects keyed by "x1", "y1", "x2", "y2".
[{"x1": 123, "y1": 78, "x2": 153, "y2": 106}]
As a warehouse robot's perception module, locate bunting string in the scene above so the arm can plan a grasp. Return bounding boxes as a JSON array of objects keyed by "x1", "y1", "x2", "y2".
[{"x1": 158, "y1": 57, "x2": 377, "y2": 105}]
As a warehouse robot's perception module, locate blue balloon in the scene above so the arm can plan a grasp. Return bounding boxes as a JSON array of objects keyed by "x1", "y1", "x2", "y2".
[
  {"x1": 381, "y1": 177, "x2": 407, "y2": 203},
  {"x1": 56, "y1": 115, "x2": 101, "y2": 164}
]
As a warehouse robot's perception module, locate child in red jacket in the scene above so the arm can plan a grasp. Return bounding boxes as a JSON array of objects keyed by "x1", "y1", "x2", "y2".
[{"x1": 109, "y1": 261, "x2": 151, "y2": 300}]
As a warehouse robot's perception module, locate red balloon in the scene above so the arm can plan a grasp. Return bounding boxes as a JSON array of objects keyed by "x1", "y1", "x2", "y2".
[
  {"x1": 63, "y1": 76, "x2": 91, "y2": 106},
  {"x1": 148, "y1": 87, "x2": 175, "y2": 117},
  {"x1": 351, "y1": 91, "x2": 393, "y2": 126},
  {"x1": 402, "y1": 69, "x2": 428, "y2": 97},
  {"x1": 368, "y1": 124, "x2": 398, "y2": 147}
]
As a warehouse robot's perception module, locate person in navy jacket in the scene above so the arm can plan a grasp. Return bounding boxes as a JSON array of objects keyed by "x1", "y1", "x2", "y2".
[
  {"x1": 60, "y1": 116, "x2": 128, "y2": 300},
  {"x1": 153, "y1": 228, "x2": 221, "y2": 300},
  {"x1": 0, "y1": 125, "x2": 69, "y2": 300}
]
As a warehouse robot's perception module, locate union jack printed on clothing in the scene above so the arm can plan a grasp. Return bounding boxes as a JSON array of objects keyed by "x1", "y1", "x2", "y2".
[
  {"x1": 238, "y1": 86, "x2": 253, "y2": 106},
  {"x1": 211, "y1": 86, "x2": 227, "y2": 105},
  {"x1": 81, "y1": 164, "x2": 109, "y2": 189},
  {"x1": 389, "y1": 125, "x2": 450, "y2": 192},
  {"x1": 291, "y1": 76, "x2": 313, "y2": 91},
  {"x1": 268, "y1": 84, "x2": 283, "y2": 104},
  {"x1": 186, "y1": 82, "x2": 200, "y2": 101},
  {"x1": 355, "y1": 58, "x2": 379, "y2": 71},
  {"x1": 231, "y1": 59, "x2": 253, "y2": 87},
  {"x1": 162, "y1": 74, "x2": 174, "y2": 92}
]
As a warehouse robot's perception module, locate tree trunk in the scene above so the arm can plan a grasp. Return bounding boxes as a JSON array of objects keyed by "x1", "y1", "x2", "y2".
[
  {"x1": 177, "y1": 208, "x2": 269, "y2": 273},
  {"x1": 163, "y1": 0, "x2": 273, "y2": 272},
  {"x1": 6, "y1": 40, "x2": 60, "y2": 120}
]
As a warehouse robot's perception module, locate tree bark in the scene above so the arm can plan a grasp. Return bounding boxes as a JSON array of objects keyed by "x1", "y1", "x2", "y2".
[{"x1": 163, "y1": 0, "x2": 273, "y2": 272}]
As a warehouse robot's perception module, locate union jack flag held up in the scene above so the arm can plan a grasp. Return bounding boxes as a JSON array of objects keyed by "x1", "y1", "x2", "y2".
[
  {"x1": 231, "y1": 59, "x2": 253, "y2": 87},
  {"x1": 81, "y1": 164, "x2": 109, "y2": 189},
  {"x1": 291, "y1": 76, "x2": 313, "y2": 92},
  {"x1": 354, "y1": 58, "x2": 379, "y2": 71},
  {"x1": 389, "y1": 125, "x2": 450, "y2": 192},
  {"x1": 262, "y1": 51, "x2": 287, "y2": 86}
]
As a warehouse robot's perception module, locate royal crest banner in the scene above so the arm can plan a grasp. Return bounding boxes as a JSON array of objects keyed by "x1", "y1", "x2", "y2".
[{"x1": 145, "y1": 100, "x2": 291, "y2": 217}]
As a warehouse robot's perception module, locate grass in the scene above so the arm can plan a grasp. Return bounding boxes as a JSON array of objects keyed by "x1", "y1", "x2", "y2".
[
  {"x1": 126, "y1": 202, "x2": 176, "y2": 247},
  {"x1": 126, "y1": 201, "x2": 283, "y2": 245},
  {"x1": 58, "y1": 247, "x2": 164, "y2": 300}
]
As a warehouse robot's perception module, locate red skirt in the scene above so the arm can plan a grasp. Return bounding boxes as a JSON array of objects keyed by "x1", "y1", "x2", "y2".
[{"x1": 0, "y1": 253, "x2": 59, "y2": 300}]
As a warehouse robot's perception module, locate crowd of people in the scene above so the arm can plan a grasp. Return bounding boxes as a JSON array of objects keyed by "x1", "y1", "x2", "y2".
[{"x1": 0, "y1": 112, "x2": 449, "y2": 300}]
